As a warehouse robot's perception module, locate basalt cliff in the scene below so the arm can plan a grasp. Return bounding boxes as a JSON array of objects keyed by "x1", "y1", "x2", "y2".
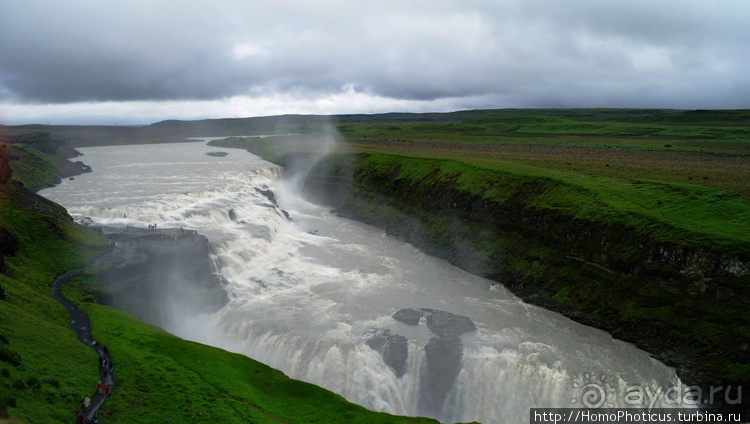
[{"x1": 92, "y1": 226, "x2": 227, "y2": 328}]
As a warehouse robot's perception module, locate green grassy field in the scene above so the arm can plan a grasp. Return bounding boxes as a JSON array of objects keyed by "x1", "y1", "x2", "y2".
[{"x1": 338, "y1": 109, "x2": 750, "y2": 151}]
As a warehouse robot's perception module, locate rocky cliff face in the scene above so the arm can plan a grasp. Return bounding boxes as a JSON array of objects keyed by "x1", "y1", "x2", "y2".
[
  {"x1": 0, "y1": 144, "x2": 12, "y2": 185},
  {"x1": 94, "y1": 227, "x2": 227, "y2": 328},
  {"x1": 284, "y1": 152, "x2": 750, "y2": 411}
]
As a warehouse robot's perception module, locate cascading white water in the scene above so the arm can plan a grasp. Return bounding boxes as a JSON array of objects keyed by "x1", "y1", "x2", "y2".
[{"x1": 41, "y1": 139, "x2": 696, "y2": 423}]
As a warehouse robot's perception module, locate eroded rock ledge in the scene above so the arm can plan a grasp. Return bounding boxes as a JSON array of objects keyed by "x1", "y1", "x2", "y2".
[
  {"x1": 367, "y1": 308, "x2": 477, "y2": 418},
  {"x1": 92, "y1": 226, "x2": 227, "y2": 327}
]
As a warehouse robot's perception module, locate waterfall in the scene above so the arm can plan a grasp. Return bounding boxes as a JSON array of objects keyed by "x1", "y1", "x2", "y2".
[{"x1": 40, "y1": 140, "x2": 695, "y2": 424}]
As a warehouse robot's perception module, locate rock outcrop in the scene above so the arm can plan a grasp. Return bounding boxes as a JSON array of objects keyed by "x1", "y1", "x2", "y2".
[
  {"x1": 389, "y1": 308, "x2": 476, "y2": 417},
  {"x1": 94, "y1": 226, "x2": 227, "y2": 327},
  {"x1": 0, "y1": 144, "x2": 12, "y2": 185},
  {"x1": 366, "y1": 330, "x2": 409, "y2": 378},
  {"x1": 0, "y1": 227, "x2": 19, "y2": 276}
]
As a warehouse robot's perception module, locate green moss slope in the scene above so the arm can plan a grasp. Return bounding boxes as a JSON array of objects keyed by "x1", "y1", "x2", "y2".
[{"x1": 0, "y1": 182, "x2": 108, "y2": 422}]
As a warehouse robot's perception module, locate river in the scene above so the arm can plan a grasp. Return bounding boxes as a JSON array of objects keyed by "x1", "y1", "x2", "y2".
[{"x1": 40, "y1": 139, "x2": 693, "y2": 423}]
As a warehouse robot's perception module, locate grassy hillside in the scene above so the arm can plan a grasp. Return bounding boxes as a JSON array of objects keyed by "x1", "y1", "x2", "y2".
[
  {"x1": 0, "y1": 182, "x2": 109, "y2": 422},
  {"x1": 0, "y1": 130, "x2": 92, "y2": 192},
  {"x1": 4, "y1": 144, "x2": 63, "y2": 191},
  {"x1": 62, "y1": 274, "x2": 434, "y2": 423}
]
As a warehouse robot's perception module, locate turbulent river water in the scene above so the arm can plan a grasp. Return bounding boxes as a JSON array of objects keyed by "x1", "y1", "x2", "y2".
[{"x1": 41, "y1": 139, "x2": 693, "y2": 423}]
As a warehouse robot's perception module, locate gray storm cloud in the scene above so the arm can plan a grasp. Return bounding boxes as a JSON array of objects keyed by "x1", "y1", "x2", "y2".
[{"x1": 1, "y1": 0, "x2": 749, "y2": 119}]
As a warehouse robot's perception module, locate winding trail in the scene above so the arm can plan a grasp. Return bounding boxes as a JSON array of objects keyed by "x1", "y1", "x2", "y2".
[{"x1": 51, "y1": 268, "x2": 115, "y2": 423}]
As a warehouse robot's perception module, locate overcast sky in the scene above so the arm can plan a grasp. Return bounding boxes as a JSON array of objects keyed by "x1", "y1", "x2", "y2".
[{"x1": 1, "y1": 0, "x2": 749, "y2": 125}]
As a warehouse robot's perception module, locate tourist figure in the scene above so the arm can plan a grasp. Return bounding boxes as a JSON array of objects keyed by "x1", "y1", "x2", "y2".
[
  {"x1": 97, "y1": 381, "x2": 103, "y2": 393},
  {"x1": 84, "y1": 397, "x2": 91, "y2": 408},
  {"x1": 105, "y1": 385, "x2": 111, "y2": 395}
]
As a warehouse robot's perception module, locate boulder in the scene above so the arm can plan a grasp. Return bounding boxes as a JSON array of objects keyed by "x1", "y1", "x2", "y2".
[{"x1": 366, "y1": 330, "x2": 409, "y2": 378}]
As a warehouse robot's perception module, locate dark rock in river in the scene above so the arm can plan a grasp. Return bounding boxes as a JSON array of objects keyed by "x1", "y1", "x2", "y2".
[
  {"x1": 366, "y1": 330, "x2": 409, "y2": 378},
  {"x1": 255, "y1": 187, "x2": 277, "y2": 205},
  {"x1": 228, "y1": 208, "x2": 237, "y2": 221},
  {"x1": 419, "y1": 336, "x2": 463, "y2": 417},
  {"x1": 73, "y1": 161, "x2": 92, "y2": 173},
  {"x1": 390, "y1": 308, "x2": 477, "y2": 417},
  {"x1": 206, "y1": 151, "x2": 229, "y2": 157},
  {"x1": 392, "y1": 308, "x2": 424, "y2": 325},
  {"x1": 392, "y1": 308, "x2": 477, "y2": 338},
  {"x1": 421, "y1": 308, "x2": 477, "y2": 338},
  {"x1": 390, "y1": 307, "x2": 476, "y2": 417},
  {"x1": 76, "y1": 217, "x2": 95, "y2": 227}
]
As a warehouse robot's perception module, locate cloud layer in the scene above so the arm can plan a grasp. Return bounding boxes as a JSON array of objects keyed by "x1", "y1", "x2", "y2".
[{"x1": 2, "y1": 0, "x2": 749, "y2": 124}]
